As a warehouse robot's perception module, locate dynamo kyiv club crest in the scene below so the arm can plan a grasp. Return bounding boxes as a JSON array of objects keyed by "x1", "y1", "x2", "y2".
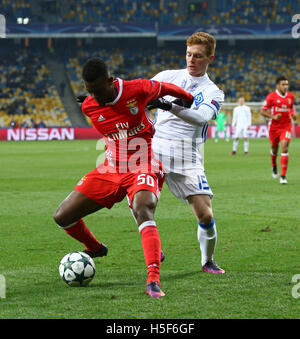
[{"x1": 194, "y1": 92, "x2": 204, "y2": 107}]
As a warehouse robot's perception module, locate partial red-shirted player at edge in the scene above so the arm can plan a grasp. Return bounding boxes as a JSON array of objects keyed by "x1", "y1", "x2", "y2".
[
  {"x1": 261, "y1": 76, "x2": 297, "y2": 184},
  {"x1": 53, "y1": 57, "x2": 193, "y2": 298}
]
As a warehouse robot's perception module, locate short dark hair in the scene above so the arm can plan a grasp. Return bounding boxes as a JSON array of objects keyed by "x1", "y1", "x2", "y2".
[
  {"x1": 276, "y1": 76, "x2": 288, "y2": 84},
  {"x1": 82, "y1": 57, "x2": 108, "y2": 82}
]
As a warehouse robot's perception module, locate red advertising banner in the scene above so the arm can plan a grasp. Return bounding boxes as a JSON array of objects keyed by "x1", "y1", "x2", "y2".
[
  {"x1": 0, "y1": 127, "x2": 102, "y2": 141},
  {"x1": 0, "y1": 125, "x2": 299, "y2": 141}
]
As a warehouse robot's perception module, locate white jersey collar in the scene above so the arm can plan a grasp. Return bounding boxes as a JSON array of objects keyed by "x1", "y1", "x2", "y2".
[
  {"x1": 105, "y1": 78, "x2": 123, "y2": 105},
  {"x1": 184, "y1": 68, "x2": 208, "y2": 82}
]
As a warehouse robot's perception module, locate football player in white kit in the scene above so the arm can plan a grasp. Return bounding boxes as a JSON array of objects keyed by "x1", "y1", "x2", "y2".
[
  {"x1": 230, "y1": 97, "x2": 252, "y2": 156},
  {"x1": 148, "y1": 32, "x2": 225, "y2": 274}
]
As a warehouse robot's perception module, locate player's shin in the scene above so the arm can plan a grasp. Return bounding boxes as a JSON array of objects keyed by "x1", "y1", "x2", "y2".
[
  {"x1": 139, "y1": 221, "x2": 161, "y2": 285},
  {"x1": 197, "y1": 219, "x2": 217, "y2": 266},
  {"x1": 58, "y1": 219, "x2": 103, "y2": 253},
  {"x1": 270, "y1": 150, "x2": 277, "y2": 167}
]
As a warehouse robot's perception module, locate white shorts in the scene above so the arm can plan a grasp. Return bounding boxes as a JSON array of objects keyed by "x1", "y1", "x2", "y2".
[
  {"x1": 164, "y1": 170, "x2": 213, "y2": 203},
  {"x1": 233, "y1": 127, "x2": 249, "y2": 139}
]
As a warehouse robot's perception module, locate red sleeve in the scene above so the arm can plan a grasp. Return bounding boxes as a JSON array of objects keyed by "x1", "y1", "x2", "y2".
[
  {"x1": 290, "y1": 94, "x2": 296, "y2": 115},
  {"x1": 261, "y1": 93, "x2": 273, "y2": 111},
  {"x1": 141, "y1": 79, "x2": 193, "y2": 103},
  {"x1": 158, "y1": 81, "x2": 194, "y2": 102}
]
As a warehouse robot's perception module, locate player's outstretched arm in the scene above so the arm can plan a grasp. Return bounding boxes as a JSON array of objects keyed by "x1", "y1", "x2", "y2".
[
  {"x1": 146, "y1": 98, "x2": 173, "y2": 111},
  {"x1": 147, "y1": 97, "x2": 218, "y2": 126},
  {"x1": 169, "y1": 102, "x2": 217, "y2": 126},
  {"x1": 147, "y1": 96, "x2": 221, "y2": 127},
  {"x1": 159, "y1": 81, "x2": 194, "y2": 104}
]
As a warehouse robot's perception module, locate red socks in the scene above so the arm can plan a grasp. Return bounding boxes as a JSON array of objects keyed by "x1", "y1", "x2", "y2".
[
  {"x1": 139, "y1": 222, "x2": 161, "y2": 285},
  {"x1": 280, "y1": 153, "x2": 289, "y2": 177},
  {"x1": 271, "y1": 151, "x2": 289, "y2": 177},
  {"x1": 64, "y1": 219, "x2": 102, "y2": 252},
  {"x1": 63, "y1": 219, "x2": 162, "y2": 285}
]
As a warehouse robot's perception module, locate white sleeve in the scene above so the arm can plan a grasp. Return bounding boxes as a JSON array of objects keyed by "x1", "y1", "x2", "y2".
[
  {"x1": 232, "y1": 108, "x2": 237, "y2": 126},
  {"x1": 151, "y1": 70, "x2": 168, "y2": 82},
  {"x1": 169, "y1": 103, "x2": 216, "y2": 126},
  {"x1": 170, "y1": 89, "x2": 224, "y2": 126},
  {"x1": 248, "y1": 107, "x2": 252, "y2": 126},
  {"x1": 169, "y1": 89, "x2": 224, "y2": 126}
]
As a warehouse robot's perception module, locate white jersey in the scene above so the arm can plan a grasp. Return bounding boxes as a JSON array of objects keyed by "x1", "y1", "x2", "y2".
[
  {"x1": 232, "y1": 105, "x2": 252, "y2": 129},
  {"x1": 152, "y1": 69, "x2": 224, "y2": 174}
]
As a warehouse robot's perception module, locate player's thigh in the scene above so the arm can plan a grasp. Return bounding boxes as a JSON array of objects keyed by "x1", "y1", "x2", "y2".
[
  {"x1": 243, "y1": 128, "x2": 249, "y2": 139},
  {"x1": 54, "y1": 190, "x2": 104, "y2": 227},
  {"x1": 126, "y1": 172, "x2": 163, "y2": 224},
  {"x1": 269, "y1": 128, "x2": 280, "y2": 148},
  {"x1": 280, "y1": 139, "x2": 290, "y2": 153},
  {"x1": 233, "y1": 128, "x2": 243, "y2": 139},
  {"x1": 75, "y1": 168, "x2": 125, "y2": 209},
  {"x1": 165, "y1": 171, "x2": 213, "y2": 203},
  {"x1": 280, "y1": 129, "x2": 292, "y2": 152}
]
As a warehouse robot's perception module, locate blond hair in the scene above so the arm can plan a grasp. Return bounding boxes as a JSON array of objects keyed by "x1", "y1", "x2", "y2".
[{"x1": 186, "y1": 32, "x2": 216, "y2": 57}]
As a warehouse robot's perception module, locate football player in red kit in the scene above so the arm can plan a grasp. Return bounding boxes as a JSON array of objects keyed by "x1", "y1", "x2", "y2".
[
  {"x1": 53, "y1": 57, "x2": 193, "y2": 298},
  {"x1": 261, "y1": 76, "x2": 297, "y2": 184}
]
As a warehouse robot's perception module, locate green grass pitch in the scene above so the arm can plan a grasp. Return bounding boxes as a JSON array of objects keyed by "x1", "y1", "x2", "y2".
[{"x1": 0, "y1": 137, "x2": 300, "y2": 319}]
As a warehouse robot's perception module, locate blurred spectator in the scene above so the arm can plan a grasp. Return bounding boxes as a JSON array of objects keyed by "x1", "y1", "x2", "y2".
[
  {"x1": 9, "y1": 118, "x2": 19, "y2": 128},
  {"x1": 37, "y1": 120, "x2": 46, "y2": 128}
]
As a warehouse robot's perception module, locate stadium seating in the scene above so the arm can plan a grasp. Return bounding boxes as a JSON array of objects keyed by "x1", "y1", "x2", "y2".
[
  {"x1": 0, "y1": 49, "x2": 71, "y2": 128},
  {"x1": 1, "y1": 41, "x2": 299, "y2": 128},
  {"x1": 1, "y1": 0, "x2": 298, "y2": 25},
  {"x1": 63, "y1": 45, "x2": 300, "y2": 125}
]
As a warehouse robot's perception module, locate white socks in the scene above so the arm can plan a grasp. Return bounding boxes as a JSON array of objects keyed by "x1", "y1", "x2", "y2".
[
  {"x1": 233, "y1": 139, "x2": 249, "y2": 153},
  {"x1": 197, "y1": 219, "x2": 217, "y2": 266},
  {"x1": 233, "y1": 140, "x2": 238, "y2": 152}
]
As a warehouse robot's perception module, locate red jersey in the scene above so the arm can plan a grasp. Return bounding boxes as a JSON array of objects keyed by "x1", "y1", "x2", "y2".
[
  {"x1": 82, "y1": 78, "x2": 193, "y2": 172},
  {"x1": 261, "y1": 90, "x2": 295, "y2": 129}
]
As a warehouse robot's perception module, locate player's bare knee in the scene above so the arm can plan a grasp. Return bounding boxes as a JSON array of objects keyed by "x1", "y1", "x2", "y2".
[
  {"x1": 132, "y1": 201, "x2": 156, "y2": 225},
  {"x1": 53, "y1": 209, "x2": 62, "y2": 226},
  {"x1": 53, "y1": 208, "x2": 69, "y2": 228},
  {"x1": 198, "y1": 211, "x2": 214, "y2": 226},
  {"x1": 132, "y1": 191, "x2": 157, "y2": 224}
]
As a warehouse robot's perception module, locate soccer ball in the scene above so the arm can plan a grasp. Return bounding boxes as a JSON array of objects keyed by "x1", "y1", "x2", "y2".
[{"x1": 59, "y1": 251, "x2": 95, "y2": 287}]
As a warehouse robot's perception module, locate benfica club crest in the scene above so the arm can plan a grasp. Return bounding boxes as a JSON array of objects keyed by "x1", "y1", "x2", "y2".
[{"x1": 126, "y1": 99, "x2": 139, "y2": 115}]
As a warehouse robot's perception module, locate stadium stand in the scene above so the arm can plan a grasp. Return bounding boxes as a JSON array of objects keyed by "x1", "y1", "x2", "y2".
[
  {"x1": 0, "y1": 41, "x2": 299, "y2": 128},
  {"x1": 0, "y1": 47, "x2": 71, "y2": 127},
  {"x1": 1, "y1": 0, "x2": 299, "y2": 25},
  {"x1": 63, "y1": 44, "x2": 300, "y2": 125},
  {"x1": 1, "y1": 1, "x2": 299, "y2": 127}
]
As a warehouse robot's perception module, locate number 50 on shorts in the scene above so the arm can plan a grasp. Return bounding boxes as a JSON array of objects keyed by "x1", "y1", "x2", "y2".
[{"x1": 137, "y1": 174, "x2": 155, "y2": 187}]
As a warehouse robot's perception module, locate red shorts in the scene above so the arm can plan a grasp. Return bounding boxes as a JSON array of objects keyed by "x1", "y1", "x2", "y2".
[
  {"x1": 74, "y1": 164, "x2": 165, "y2": 209},
  {"x1": 269, "y1": 126, "x2": 292, "y2": 147}
]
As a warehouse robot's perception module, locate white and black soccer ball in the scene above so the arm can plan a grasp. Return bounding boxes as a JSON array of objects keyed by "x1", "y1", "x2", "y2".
[{"x1": 59, "y1": 251, "x2": 95, "y2": 287}]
